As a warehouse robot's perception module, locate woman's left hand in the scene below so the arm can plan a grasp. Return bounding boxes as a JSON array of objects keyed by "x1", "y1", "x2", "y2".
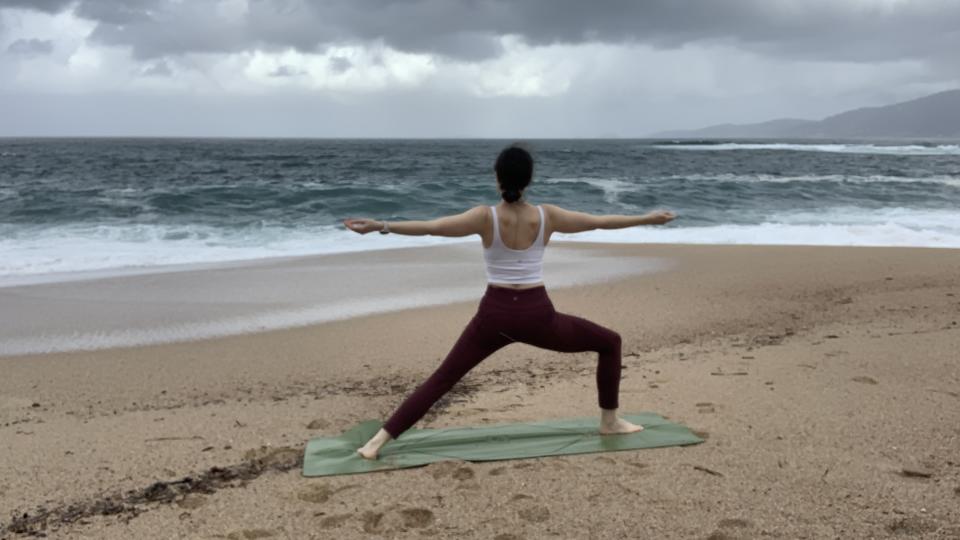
[{"x1": 343, "y1": 218, "x2": 382, "y2": 234}]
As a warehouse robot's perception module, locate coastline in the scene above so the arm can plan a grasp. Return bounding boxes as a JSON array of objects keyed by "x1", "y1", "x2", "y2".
[
  {"x1": 2, "y1": 243, "x2": 959, "y2": 538},
  {"x1": 0, "y1": 241, "x2": 669, "y2": 356}
]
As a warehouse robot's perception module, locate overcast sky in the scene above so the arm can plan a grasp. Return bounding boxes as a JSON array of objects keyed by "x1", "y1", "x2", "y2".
[{"x1": 1, "y1": 0, "x2": 958, "y2": 137}]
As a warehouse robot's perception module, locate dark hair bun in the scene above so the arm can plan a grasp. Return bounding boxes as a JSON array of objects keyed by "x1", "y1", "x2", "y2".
[
  {"x1": 502, "y1": 188, "x2": 522, "y2": 203},
  {"x1": 495, "y1": 144, "x2": 533, "y2": 203}
]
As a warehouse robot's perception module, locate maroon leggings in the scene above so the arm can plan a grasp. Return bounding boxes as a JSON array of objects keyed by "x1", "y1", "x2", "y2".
[{"x1": 382, "y1": 285, "x2": 622, "y2": 438}]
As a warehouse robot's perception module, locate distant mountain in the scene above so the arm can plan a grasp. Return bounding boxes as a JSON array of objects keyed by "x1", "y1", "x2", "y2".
[{"x1": 653, "y1": 89, "x2": 960, "y2": 139}]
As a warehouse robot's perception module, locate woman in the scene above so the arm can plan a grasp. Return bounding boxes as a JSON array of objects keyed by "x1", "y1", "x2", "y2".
[{"x1": 343, "y1": 144, "x2": 676, "y2": 460}]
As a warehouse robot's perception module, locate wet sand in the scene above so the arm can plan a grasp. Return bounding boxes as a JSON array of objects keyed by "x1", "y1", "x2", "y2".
[{"x1": 1, "y1": 243, "x2": 959, "y2": 539}]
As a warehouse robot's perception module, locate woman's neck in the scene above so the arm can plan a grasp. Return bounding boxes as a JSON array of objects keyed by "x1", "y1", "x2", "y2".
[{"x1": 500, "y1": 199, "x2": 528, "y2": 208}]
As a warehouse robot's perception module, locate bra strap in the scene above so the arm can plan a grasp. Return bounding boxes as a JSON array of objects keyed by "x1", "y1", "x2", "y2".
[
  {"x1": 490, "y1": 205, "x2": 500, "y2": 245},
  {"x1": 536, "y1": 205, "x2": 545, "y2": 245}
]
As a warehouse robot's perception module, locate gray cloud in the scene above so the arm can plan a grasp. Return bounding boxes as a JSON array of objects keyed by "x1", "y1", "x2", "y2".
[
  {"x1": 142, "y1": 60, "x2": 171, "y2": 76},
  {"x1": 269, "y1": 65, "x2": 304, "y2": 78},
  {"x1": 3, "y1": 0, "x2": 958, "y2": 65},
  {"x1": 6, "y1": 38, "x2": 54, "y2": 55},
  {"x1": 74, "y1": 0, "x2": 162, "y2": 25},
  {"x1": 328, "y1": 56, "x2": 351, "y2": 74},
  {"x1": 0, "y1": 0, "x2": 73, "y2": 12}
]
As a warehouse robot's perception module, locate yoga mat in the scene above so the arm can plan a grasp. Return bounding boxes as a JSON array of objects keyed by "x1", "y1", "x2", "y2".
[{"x1": 303, "y1": 412, "x2": 703, "y2": 477}]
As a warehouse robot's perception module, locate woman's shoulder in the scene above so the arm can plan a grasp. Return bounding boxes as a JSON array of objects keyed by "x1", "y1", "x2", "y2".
[
  {"x1": 539, "y1": 203, "x2": 565, "y2": 217},
  {"x1": 467, "y1": 204, "x2": 493, "y2": 223}
]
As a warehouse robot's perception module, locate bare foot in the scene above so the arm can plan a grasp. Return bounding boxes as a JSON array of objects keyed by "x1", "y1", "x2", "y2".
[
  {"x1": 356, "y1": 428, "x2": 392, "y2": 460},
  {"x1": 600, "y1": 417, "x2": 644, "y2": 435},
  {"x1": 356, "y1": 445, "x2": 379, "y2": 460}
]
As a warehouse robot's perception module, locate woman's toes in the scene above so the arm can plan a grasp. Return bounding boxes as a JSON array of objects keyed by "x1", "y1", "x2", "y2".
[{"x1": 600, "y1": 418, "x2": 644, "y2": 434}]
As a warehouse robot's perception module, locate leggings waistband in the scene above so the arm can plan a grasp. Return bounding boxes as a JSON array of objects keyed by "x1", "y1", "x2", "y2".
[
  {"x1": 482, "y1": 284, "x2": 550, "y2": 306},
  {"x1": 484, "y1": 284, "x2": 547, "y2": 295}
]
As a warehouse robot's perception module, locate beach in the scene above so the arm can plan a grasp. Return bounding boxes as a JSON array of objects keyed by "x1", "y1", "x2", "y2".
[{"x1": 1, "y1": 242, "x2": 959, "y2": 539}]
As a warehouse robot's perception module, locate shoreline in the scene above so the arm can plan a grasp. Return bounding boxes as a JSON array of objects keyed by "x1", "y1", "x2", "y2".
[
  {"x1": 2, "y1": 242, "x2": 959, "y2": 538},
  {"x1": 5, "y1": 236, "x2": 960, "y2": 290},
  {"x1": 3, "y1": 241, "x2": 960, "y2": 357},
  {"x1": 0, "y1": 241, "x2": 670, "y2": 356}
]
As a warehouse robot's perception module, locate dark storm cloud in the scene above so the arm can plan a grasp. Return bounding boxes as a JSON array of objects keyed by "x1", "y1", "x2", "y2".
[
  {"x1": 4, "y1": 0, "x2": 959, "y2": 64},
  {"x1": 0, "y1": 0, "x2": 73, "y2": 12},
  {"x1": 6, "y1": 38, "x2": 54, "y2": 55},
  {"x1": 74, "y1": 0, "x2": 162, "y2": 25}
]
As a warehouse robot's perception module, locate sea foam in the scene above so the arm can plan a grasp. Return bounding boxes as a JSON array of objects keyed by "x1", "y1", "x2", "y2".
[
  {"x1": 2, "y1": 206, "x2": 959, "y2": 287},
  {"x1": 656, "y1": 142, "x2": 960, "y2": 156}
]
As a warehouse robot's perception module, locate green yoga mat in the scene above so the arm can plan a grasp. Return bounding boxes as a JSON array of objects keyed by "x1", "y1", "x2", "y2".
[{"x1": 302, "y1": 412, "x2": 703, "y2": 477}]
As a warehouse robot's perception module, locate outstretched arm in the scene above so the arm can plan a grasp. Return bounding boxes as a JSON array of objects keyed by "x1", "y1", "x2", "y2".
[
  {"x1": 343, "y1": 206, "x2": 487, "y2": 237},
  {"x1": 543, "y1": 204, "x2": 676, "y2": 233}
]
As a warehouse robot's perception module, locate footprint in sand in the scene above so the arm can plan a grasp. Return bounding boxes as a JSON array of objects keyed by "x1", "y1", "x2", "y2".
[
  {"x1": 242, "y1": 446, "x2": 301, "y2": 468},
  {"x1": 704, "y1": 517, "x2": 752, "y2": 539},
  {"x1": 452, "y1": 466, "x2": 476, "y2": 481},
  {"x1": 488, "y1": 466, "x2": 507, "y2": 476},
  {"x1": 399, "y1": 508, "x2": 435, "y2": 528},
  {"x1": 318, "y1": 513, "x2": 352, "y2": 529},
  {"x1": 505, "y1": 493, "x2": 550, "y2": 523},
  {"x1": 852, "y1": 376, "x2": 879, "y2": 385},
  {"x1": 428, "y1": 461, "x2": 460, "y2": 479},
  {"x1": 886, "y1": 516, "x2": 936, "y2": 535},
  {"x1": 297, "y1": 483, "x2": 357, "y2": 504},
  {"x1": 298, "y1": 484, "x2": 336, "y2": 504},
  {"x1": 717, "y1": 518, "x2": 752, "y2": 529},
  {"x1": 361, "y1": 507, "x2": 436, "y2": 533},
  {"x1": 306, "y1": 419, "x2": 330, "y2": 430},
  {"x1": 176, "y1": 493, "x2": 207, "y2": 510},
  {"x1": 361, "y1": 511, "x2": 386, "y2": 534},
  {"x1": 517, "y1": 505, "x2": 550, "y2": 523},
  {"x1": 224, "y1": 529, "x2": 277, "y2": 539},
  {"x1": 429, "y1": 462, "x2": 478, "y2": 488},
  {"x1": 696, "y1": 402, "x2": 716, "y2": 414}
]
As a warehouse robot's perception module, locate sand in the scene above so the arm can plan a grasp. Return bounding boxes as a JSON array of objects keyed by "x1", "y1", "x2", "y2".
[{"x1": 1, "y1": 243, "x2": 959, "y2": 539}]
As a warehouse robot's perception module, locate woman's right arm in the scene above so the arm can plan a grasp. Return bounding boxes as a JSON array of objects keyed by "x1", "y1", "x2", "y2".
[{"x1": 543, "y1": 204, "x2": 676, "y2": 233}]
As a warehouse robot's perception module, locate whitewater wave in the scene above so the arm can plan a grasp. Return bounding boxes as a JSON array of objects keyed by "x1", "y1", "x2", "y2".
[
  {"x1": 1, "y1": 206, "x2": 958, "y2": 285},
  {"x1": 556, "y1": 207, "x2": 960, "y2": 248},
  {"x1": 0, "y1": 223, "x2": 468, "y2": 285},
  {"x1": 543, "y1": 174, "x2": 960, "y2": 189},
  {"x1": 655, "y1": 142, "x2": 960, "y2": 156},
  {"x1": 669, "y1": 174, "x2": 960, "y2": 187},
  {"x1": 560, "y1": 223, "x2": 960, "y2": 248},
  {"x1": 540, "y1": 177, "x2": 639, "y2": 207}
]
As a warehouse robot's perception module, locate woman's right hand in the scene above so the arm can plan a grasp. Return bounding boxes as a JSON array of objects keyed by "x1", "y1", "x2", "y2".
[
  {"x1": 646, "y1": 210, "x2": 677, "y2": 225},
  {"x1": 343, "y1": 218, "x2": 382, "y2": 234}
]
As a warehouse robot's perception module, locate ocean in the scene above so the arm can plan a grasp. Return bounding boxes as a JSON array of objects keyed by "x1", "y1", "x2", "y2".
[{"x1": 2, "y1": 138, "x2": 959, "y2": 286}]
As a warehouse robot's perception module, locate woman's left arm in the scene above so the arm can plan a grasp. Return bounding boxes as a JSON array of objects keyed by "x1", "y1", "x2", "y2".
[{"x1": 343, "y1": 206, "x2": 487, "y2": 237}]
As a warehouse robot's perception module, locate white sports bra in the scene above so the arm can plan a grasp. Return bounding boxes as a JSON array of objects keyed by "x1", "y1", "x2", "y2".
[{"x1": 483, "y1": 205, "x2": 546, "y2": 284}]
